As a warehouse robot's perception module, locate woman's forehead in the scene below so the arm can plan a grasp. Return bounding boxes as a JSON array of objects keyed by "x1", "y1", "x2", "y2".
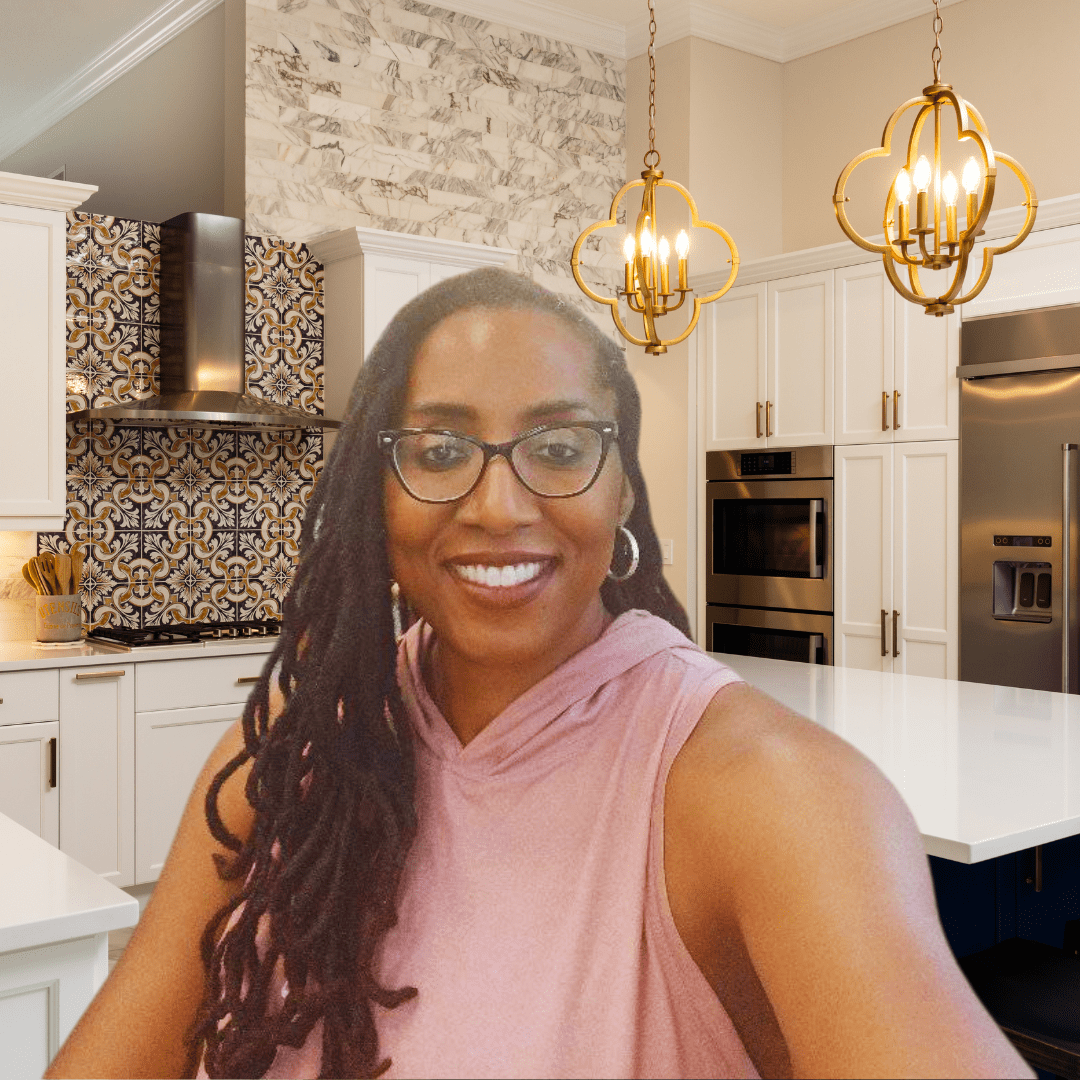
[{"x1": 403, "y1": 307, "x2": 611, "y2": 416}]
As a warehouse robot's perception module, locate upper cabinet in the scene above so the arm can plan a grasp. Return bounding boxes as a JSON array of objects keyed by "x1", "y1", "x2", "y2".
[
  {"x1": 834, "y1": 262, "x2": 959, "y2": 445},
  {"x1": 0, "y1": 172, "x2": 95, "y2": 530},
  {"x1": 310, "y1": 227, "x2": 515, "y2": 449}
]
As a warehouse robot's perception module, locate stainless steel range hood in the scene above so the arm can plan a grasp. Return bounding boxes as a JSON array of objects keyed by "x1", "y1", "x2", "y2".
[{"x1": 67, "y1": 213, "x2": 340, "y2": 431}]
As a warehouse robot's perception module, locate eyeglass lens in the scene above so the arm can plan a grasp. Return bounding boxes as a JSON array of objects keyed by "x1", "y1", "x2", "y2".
[{"x1": 393, "y1": 426, "x2": 606, "y2": 501}]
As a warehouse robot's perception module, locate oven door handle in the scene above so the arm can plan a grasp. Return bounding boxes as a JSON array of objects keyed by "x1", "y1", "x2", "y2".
[
  {"x1": 808, "y1": 499, "x2": 824, "y2": 579},
  {"x1": 807, "y1": 633, "x2": 823, "y2": 665}
]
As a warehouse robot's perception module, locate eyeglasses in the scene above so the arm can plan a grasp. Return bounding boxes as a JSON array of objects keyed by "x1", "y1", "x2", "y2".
[{"x1": 377, "y1": 421, "x2": 619, "y2": 503}]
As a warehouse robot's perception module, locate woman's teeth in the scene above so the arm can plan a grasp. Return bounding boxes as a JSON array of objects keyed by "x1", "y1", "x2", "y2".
[{"x1": 455, "y1": 562, "x2": 544, "y2": 588}]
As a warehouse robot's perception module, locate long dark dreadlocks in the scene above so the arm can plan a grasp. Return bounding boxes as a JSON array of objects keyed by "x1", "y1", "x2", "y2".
[{"x1": 189, "y1": 268, "x2": 691, "y2": 1078}]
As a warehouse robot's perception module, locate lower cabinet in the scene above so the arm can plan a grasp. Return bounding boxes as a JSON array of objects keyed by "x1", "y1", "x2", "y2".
[
  {"x1": 58, "y1": 666, "x2": 135, "y2": 887},
  {"x1": 134, "y1": 704, "x2": 239, "y2": 884},
  {"x1": 835, "y1": 441, "x2": 959, "y2": 678},
  {"x1": 0, "y1": 721, "x2": 59, "y2": 846}
]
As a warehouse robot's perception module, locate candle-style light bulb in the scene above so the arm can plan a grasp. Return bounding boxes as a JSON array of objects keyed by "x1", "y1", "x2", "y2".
[
  {"x1": 675, "y1": 229, "x2": 689, "y2": 290},
  {"x1": 961, "y1": 156, "x2": 981, "y2": 194},
  {"x1": 894, "y1": 169, "x2": 912, "y2": 204},
  {"x1": 657, "y1": 237, "x2": 671, "y2": 297},
  {"x1": 913, "y1": 155, "x2": 932, "y2": 193},
  {"x1": 941, "y1": 172, "x2": 958, "y2": 207}
]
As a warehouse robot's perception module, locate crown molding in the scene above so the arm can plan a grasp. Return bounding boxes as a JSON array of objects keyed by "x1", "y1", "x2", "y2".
[
  {"x1": 0, "y1": 0, "x2": 223, "y2": 163},
  {"x1": 0, "y1": 170, "x2": 97, "y2": 212},
  {"x1": 441, "y1": 0, "x2": 626, "y2": 56},
  {"x1": 309, "y1": 226, "x2": 518, "y2": 268}
]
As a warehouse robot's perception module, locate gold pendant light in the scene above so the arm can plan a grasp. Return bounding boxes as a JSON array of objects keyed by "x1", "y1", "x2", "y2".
[
  {"x1": 571, "y1": 0, "x2": 738, "y2": 354},
  {"x1": 833, "y1": 0, "x2": 1037, "y2": 316}
]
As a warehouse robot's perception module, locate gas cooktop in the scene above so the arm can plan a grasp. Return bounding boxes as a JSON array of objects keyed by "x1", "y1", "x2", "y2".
[{"x1": 86, "y1": 618, "x2": 280, "y2": 650}]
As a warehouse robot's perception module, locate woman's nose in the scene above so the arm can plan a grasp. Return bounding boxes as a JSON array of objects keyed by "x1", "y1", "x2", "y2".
[{"x1": 457, "y1": 454, "x2": 542, "y2": 531}]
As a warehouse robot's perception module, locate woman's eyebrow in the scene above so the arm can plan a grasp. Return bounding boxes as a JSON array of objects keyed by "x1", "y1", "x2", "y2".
[{"x1": 405, "y1": 399, "x2": 598, "y2": 424}]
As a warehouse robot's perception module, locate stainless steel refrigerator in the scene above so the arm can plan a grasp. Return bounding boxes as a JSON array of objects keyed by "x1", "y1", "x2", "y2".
[{"x1": 960, "y1": 303, "x2": 1080, "y2": 692}]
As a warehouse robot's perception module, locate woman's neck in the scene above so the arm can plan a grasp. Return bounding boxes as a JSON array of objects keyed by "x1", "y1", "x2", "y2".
[{"x1": 424, "y1": 603, "x2": 614, "y2": 746}]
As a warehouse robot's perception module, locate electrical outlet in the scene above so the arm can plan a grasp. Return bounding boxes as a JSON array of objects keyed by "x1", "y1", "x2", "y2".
[{"x1": 660, "y1": 539, "x2": 674, "y2": 565}]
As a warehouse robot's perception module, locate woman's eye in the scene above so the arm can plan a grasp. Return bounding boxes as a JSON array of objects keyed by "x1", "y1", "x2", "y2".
[
  {"x1": 420, "y1": 443, "x2": 470, "y2": 470},
  {"x1": 401, "y1": 437, "x2": 472, "y2": 472},
  {"x1": 529, "y1": 437, "x2": 585, "y2": 465}
]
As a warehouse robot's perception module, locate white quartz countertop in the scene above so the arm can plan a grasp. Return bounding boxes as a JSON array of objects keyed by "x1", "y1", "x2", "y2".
[
  {"x1": 0, "y1": 812, "x2": 138, "y2": 953},
  {"x1": 0, "y1": 636, "x2": 277, "y2": 672},
  {"x1": 713, "y1": 653, "x2": 1080, "y2": 864}
]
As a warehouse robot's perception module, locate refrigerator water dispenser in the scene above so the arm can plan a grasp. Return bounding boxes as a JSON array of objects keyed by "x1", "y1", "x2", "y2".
[{"x1": 992, "y1": 561, "x2": 1052, "y2": 622}]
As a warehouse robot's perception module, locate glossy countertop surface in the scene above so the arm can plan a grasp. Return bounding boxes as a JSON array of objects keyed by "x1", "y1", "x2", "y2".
[
  {"x1": 713, "y1": 653, "x2": 1080, "y2": 864},
  {"x1": 0, "y1": 812, "x2": 138, "y2": 953},
  {"x1": 0, "y1": 635, "x2": 278, "y2": 672}
]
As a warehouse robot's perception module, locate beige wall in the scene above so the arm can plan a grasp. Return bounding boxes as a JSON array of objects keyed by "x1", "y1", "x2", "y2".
[
  {"x1": 625, "y1": 38, "x2": 782, "y2": 615},
  {"x1": 0, "y1": 3, "x2": 244, "y2": 223},
  {"x1": 782, "y1": 0, "x2": 1080, "y2": 252}
]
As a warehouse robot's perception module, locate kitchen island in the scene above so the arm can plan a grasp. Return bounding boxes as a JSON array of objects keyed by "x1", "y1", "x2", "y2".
[
  {"x1": 712, "y1": 653, "x2": 1080, "y2": 864},
  {"x1": 0, "y1": 810, "x2": 138, "y2": 1078}
]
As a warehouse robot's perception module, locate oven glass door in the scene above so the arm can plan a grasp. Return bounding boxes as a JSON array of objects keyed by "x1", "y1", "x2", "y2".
[
  {"x1": 707, "y1": 605, "x2": 832, "y2": 665},
  {"x1": 706, "y1": 479, "x2": 833, "y2": 611}
]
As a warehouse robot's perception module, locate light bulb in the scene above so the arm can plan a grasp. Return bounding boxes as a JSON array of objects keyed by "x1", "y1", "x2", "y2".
[
  {"x1": 962, "y1": 157, "x2": 981, "y2": 194},
  {"x1": 622, "y1": 234, "x2": 635, "y2": 262},
  {"x1": 675, "y1": 229, "x2": 690, "y2": 259},
  {"x1": 657, "y1": 237, "x2": 670, "y2": 262},
  {"x1": 941, "y1": 171, "x2": 959, "y2": 207},
  {"x1": 640, "y1": 228, "x2": 655, "y2": 257},
  {"x1": 913, "y1": 155, "x2": 932, "y2": 193},
  {"x1": 894, "y1": 168, "x2": 912, "y2": 204}
]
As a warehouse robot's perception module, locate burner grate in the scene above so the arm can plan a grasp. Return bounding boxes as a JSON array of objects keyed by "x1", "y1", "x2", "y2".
[{"x1": 87, "y1": 619, "x2": 281, "y2": 648}]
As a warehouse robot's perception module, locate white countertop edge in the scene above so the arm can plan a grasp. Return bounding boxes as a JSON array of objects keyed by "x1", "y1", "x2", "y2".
[
  {"x1": 0, "y1": 637, "x2": 278, "y2": 672},
  {"x1": 0, "y1": 897, "x2": 139, "y2": 955},
  {"x1": 941, "y1": 815, "x2": 1080, "y2": 865}
]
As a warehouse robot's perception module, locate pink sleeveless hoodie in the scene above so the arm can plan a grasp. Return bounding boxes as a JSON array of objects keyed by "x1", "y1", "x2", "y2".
[{"x1": 210, "y1": 609, "x2": 758, "y2": 1079}]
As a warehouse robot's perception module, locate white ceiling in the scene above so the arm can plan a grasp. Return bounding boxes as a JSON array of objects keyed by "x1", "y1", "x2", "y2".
[{"x1": 0, "y1": 0, "x2": 955, "y2": 164}]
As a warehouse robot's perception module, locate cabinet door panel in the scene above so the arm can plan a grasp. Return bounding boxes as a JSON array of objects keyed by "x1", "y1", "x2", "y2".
[
  {"x1": 703, "y1": 282, "x2": 767, "y2": 451},
  {"x1": 835, "y1": 444, "x2": 893, "y2": 670},
  {"x1": 893, "y1": 441, "x2": 958, "y2": 678},
  {"x1": 59, "y1": 668, "x2": 134, "y2": 886},
  {"x1": 768, "y1": 271, "x2": 833, "y2": 446},
  {"x1": 135, "y1": 704, "x2": 239, "y2": 884},
  {"x1": 0, "y1": 721, "x2": 59, "y2": 846},
  {"x1": 362, "y1": 254, "x2": 429, "y2": 359},
  {"x1": 894, "y1": 299, "x2": 958, "y2": 441},
  {"x1": 834, "y1": 263, "x2": 892, "y2": 445}
]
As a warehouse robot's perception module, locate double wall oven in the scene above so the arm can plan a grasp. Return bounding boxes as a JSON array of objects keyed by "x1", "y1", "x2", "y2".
[{"x1": 705, "y1": 446, "x2": 834, "y2": 664}]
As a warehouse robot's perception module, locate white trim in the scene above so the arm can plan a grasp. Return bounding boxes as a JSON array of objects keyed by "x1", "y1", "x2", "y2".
[
  {"x1": 0, "y1": 170, "x2": 96, "y2": 213},
  {"x1": 442, "y1": 0, "x2": 625, "y2": 56},
  {"x1": 309, "y1": 226, "x2": 517, "y2": 268},
  {"x1": 627, "y1": 2, "x2": 785, "y2": 62},
  {"x1": 694, "y1": 193, "x2": 1080, "y2": 290},
  {"x1": 0, "y1": 0, "x2": 223, "y2": 162}
]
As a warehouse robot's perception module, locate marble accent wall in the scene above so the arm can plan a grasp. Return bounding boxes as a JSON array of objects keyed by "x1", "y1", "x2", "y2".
[
  {"x1": 245, "y1": 0, "x2": 626, "y2": 303},
  {"x1": 34, "y1": 213, "x2": 324, "y2": 630}
]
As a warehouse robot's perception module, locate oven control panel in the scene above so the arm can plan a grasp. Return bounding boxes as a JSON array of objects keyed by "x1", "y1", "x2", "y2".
[{"x1": 739, "y1": 451, "x2": 793, "y2": 476}]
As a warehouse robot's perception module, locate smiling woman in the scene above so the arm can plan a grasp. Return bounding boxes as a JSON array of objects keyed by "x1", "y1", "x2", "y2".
[{"x1": 45, "y1": 269, "x2": 1031, "y2": 1080}]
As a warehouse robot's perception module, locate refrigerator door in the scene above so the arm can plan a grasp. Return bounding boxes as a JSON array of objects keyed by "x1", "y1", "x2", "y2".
[{"x1": 960, "y1": 369, "x2": 1080, "y2": 691}]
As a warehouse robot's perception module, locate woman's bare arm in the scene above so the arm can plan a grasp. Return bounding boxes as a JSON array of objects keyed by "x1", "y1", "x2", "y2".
[
  {"x1": 45, "y1": 716, "x2": 256, "y2": 1079},
  {"x1": 666, "y1": 683, "x2": 1033, "y2": 1080}
]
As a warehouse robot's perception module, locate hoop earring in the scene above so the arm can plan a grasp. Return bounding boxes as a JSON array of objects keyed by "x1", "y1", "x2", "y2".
[
  {"x1": 390, "y1": 581, "x2": 405, "y2": 642},
  {"x1": 606, "y1": 524, "x2": 639, "y2": 582}
]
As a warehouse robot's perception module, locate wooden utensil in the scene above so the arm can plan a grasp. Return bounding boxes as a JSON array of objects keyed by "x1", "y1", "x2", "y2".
[
  {"x1": 21, "y1": 563, "x2": 44, "y2": 595},
  {"x1": 72, "y1": 547, "x2": 84, "y2": 591},
  {"x1": 35, "y1": 553, "x2": 60, "y2": 595},
  {"x1": 54, "y1": 552, "x2": 72, "y2": 595}
]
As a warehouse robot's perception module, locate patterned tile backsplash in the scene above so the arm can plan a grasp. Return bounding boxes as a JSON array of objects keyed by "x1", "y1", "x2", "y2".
[{"x1": 38, "y1": 212, "x2": 324, "y2": 630}]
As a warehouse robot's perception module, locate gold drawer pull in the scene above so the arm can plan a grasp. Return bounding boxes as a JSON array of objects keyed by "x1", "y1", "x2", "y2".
[
  {"x1": 75, "y1": 669, "x2": 126, "y2": 681},
  {"x1": 882, "y1": 391, "x2": 889, "y2": 431},
  {"x1": 236, "y1": 676, "x2": 260, "y2": 685}
]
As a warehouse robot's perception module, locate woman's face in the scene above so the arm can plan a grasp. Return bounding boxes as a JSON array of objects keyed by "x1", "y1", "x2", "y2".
[{"x1": 384, "y1": 306, "x2": 634, "y2": 674}]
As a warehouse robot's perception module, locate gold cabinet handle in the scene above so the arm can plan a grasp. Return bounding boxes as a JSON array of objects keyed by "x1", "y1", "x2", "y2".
[
  {"x1": 882, "y1": 391, "x2": 889, "y2": 431},
  {"x1": 892, "y1": 610, "x2": 900, "y2": 658},
  {"x1": 756, "y1": 401, "x2": 763, "y2": 439},
  {"x1": 881, "y1": 610, "x2": 887, "y2": 657},
  {"x1": 236, "y1": 676, "x2": 260, "y2": 685},
  {"x1": 75, "y1": 669, "x2": 126, "y2": 680},
  {"x1": 893, "y1": 390, "x2": 900, "y2": 429},
  {"x1": 765, "y1": 400, "x2": 773, "y2": 438}
]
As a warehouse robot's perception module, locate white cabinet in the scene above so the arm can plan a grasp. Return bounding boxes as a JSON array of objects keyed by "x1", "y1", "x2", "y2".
[
  {"x1": 703, "y1": 282, "x2": 767, "y2": 451},
  {"x1": 834, "y1": 262, "x2": 958, "y2": 445},
  {"x1": 58, "y1": 665, "x2": 135, "y2": 887},
  {"x1": 835, "y1": 442, "x2": 958, "y2": 679},
  {"x1": 311, "y1": 227, "x2": 515, "y2": 451},
  {"x1": 0, "y1": 721, "x2": 59, "y2": 846},
  {"x1": 0, "y1": 172, "x2": 95, "y2": 530}
]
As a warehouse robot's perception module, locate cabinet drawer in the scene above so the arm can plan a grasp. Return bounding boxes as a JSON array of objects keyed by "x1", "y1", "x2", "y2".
[
  {"x1": 0, "y1": 669, "x2": 59, "y2": 726},
  {"x1": 136, "y1": 653, "x2": 271, "y2": 712}
]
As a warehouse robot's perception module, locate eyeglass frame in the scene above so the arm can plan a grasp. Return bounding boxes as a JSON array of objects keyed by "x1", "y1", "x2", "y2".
[{"x1": 377, "y1": 420, "x2": 620, "y2": 504}]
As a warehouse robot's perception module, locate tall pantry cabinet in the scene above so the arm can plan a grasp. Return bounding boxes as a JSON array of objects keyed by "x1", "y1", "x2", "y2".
[{"x1": 702, "y1": 257, "x2": 959, "y2": 675}]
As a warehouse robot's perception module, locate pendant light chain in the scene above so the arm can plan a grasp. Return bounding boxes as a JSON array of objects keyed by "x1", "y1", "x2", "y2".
[
  {"x1": 931, "y1": 0, "x2": 943, "y2": 82},
  {"x1": 646, "y1": 0, "x2": 658, "y2": 166}
]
